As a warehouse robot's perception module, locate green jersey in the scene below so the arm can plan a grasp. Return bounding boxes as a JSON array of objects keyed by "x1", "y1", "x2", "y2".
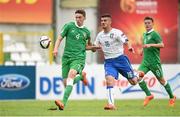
[
  {"x1": 142, "y1": 30, "x2": 162, "y2": 64},
  {"x1": 61, "y1": 22, "x2": 90, "y2": 60}
]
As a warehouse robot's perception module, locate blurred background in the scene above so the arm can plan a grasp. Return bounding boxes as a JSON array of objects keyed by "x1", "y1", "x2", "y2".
[
  {"x1": 0, "y1": 0, "x2": 179, "y2": 65},
  {"x1": 0, "y1": 0, "x2": 179, "y2": 100}
]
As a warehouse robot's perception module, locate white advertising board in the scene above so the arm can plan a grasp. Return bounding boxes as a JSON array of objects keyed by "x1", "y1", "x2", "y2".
[{"x1": 36, "y1": 64, "x2": 180, "y2": 100}]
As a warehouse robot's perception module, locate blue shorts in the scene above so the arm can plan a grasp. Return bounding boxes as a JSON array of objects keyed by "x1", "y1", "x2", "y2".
[{"x1": 104, "y1": 55, "x2": 136, "y2": 80}]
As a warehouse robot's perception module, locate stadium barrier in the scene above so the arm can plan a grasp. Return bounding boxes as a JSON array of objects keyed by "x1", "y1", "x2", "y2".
[
  {"x1": 36, "y1": 64, "x2": 180, "y2": 100},
  {"x1": 0, "y1": 65, "x2": 179, "y2": 100}
]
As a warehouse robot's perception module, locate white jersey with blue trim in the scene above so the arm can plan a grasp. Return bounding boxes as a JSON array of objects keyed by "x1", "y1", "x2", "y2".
[{"x1": 95, "y1": 28, "x2": 128, "y2": 59}]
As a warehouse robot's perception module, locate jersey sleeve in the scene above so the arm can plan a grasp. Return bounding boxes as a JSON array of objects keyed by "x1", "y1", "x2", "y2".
[
  {"x1": 60, "y1": 23, "x2": 70, "y2": 38},
  {"x1": 153, "y1": 32, "x2": 162, "y2": 43},
  {"x1": 117, "y1": 30, "x2": 128, "y2": 44},
  {"x1": 86, "y1": 29, "x2": 91, "y2": 41}
]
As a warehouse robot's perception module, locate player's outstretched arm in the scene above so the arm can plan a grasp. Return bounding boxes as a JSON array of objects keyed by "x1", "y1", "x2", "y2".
[
  {"x1": 143, "y1": 43, "x2": 164, "y2": 48},
  {"x1": 53, "y1": 35, "x2": 63, "y2": 57},
  {"x1": 124, "y1": 42, "x2": 135, "y2": 53},
  {"x1": 86, "y1": 39, "x2": 101, "y2": 52}
]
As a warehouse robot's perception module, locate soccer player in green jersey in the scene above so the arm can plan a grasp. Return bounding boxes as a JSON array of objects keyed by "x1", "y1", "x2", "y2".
[
  {"x1": 53, "y1": 9, "x2": 99, "y2": 110},
  {"x1": 138, "y1": 16, "x2": 176, "y2": 107}
]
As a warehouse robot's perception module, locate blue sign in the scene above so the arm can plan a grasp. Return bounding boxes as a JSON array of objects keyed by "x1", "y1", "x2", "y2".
[
  {"x1": 39, "y1": 76, "x2": 95, "y2": 95},
  {"x1": 40, "y1": 77, "x2": 63, "y2": 95},
  {"x1": 0, "y1": 66, "x2": 35, "y2": 99}
]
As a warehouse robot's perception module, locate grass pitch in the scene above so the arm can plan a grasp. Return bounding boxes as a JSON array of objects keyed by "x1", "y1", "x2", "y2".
[{"x1": 0, "y1": 99, "x2": 179, "y2": 116}]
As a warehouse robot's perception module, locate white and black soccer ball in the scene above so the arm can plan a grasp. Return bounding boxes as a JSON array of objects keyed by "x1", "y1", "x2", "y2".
[{"x1": 40, "y1": 36, "x2": 51, "y2": 49}]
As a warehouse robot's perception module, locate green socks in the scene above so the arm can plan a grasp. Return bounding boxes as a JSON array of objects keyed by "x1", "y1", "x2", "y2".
[
  {"x1": 139, "y1": 80, "x2": 151, "y2": 96},
  {"x1": 73, "y1": 75, "x2": 83, "y2": 84},
  {"x1": 164, "y1": 83, "x2": 174, "y2": 98},
  {"x1": 139, "y1": 79, "x2": 173, "y2": 98},
  {"x1": 62, "y1": 85, "x2": 73, "y2": 106},
  {"x1": 62, "y1": 75, "x2": 83, "y2": 107}
]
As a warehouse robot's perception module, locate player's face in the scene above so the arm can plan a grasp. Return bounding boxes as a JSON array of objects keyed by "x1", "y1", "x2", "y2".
[
  {"x1": 101, "y1": 17, "x2": 111, "y2": 29},
  {"x1": 75, "y1": 13, "x2": 85, "y2": 27},
  {"x1": 144, "y1": 19, "x2": 153, "y2": 32}
]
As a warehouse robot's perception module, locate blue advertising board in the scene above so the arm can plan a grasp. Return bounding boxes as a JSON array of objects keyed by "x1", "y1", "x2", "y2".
[{"x1": 0, "y1": 66, "x2": 35, "y2": 99}]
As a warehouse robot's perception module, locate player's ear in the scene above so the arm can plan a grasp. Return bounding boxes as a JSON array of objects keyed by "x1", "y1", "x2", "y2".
[
  {"x1": 109, "y1": 18, "x2": 112, "y2": 24},
  {"x1": 109, "y1": 20, "x2": 112, "y2": 25}
]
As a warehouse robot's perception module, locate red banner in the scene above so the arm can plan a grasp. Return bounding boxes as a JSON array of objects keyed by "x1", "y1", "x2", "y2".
[
  {"x1": 0, "y1": 0, "x2": 52, "y2": 24},
  {"x1": 98, "y1": 0, "x2": 178, "y2": 63}
]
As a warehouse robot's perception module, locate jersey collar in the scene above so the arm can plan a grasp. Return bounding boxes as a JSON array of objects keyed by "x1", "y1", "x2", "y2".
[
  {"x1": 146, "y1": 29, "x2": 154, "y2": 34},
  {"x1": 74, "y1": 21, "x2": 85, "y2": 28}
]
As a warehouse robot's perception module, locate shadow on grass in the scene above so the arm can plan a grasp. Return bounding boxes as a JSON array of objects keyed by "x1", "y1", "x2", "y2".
[{"x1": 48, "y1": 107, "x2": 58, "y2": 111}]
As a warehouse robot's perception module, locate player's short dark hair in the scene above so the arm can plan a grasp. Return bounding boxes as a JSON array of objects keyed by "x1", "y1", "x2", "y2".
[
  {"x1": 75, "y1": 9, "x2": 86, "y2": 17},
  {"x1": 101, "y1": 14, "x2": 112, "y2": 19},
  {"x1": 144, "y1": 16, "x2": 154, "y2": 22}
]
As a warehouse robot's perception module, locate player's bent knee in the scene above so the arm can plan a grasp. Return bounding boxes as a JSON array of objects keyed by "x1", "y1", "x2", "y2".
[
  {"x1": 158, "y1": 78, "x2": 166, "y2": 85},
  {"x1": 68, "y1": 70, "x2": 77, "y2": 78},
  {"x1": 106, "y1": 80, "x2": 114, "y2": 86},
  {"x1": 128, "y1": 79, "x2": 137, "y2": 85},
  {"x1": 130, "y1": 82, "x2": 136, "y2": 85}
]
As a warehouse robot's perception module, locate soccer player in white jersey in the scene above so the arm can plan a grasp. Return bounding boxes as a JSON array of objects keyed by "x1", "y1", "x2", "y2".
[{"x1": 94, "y1": 14, "x2": 144, "y2": 110}]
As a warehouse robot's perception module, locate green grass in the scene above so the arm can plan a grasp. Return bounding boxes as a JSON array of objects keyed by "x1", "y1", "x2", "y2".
[{"x1": 0, "y1": 99, "x2": 179, "y2": 116}]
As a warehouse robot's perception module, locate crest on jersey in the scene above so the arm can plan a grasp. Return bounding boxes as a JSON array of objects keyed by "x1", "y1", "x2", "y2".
[
  {"x1": 110, "y1": 33, "x2": 114, "y2": 38},
  {"x1": 147, "y1": 35, "x2": 151, "y2": 40},
  {"x1": 71, "y1": 29, "x2": 75, "y2": 33},
  {"x1": 83, "y1": 32, "x2": 87, "y2": 39}
]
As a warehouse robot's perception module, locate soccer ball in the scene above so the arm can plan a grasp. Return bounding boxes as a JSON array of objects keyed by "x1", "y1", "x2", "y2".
[{"x1": 40, "y1": 36, "x2": 51, "y2": 49}]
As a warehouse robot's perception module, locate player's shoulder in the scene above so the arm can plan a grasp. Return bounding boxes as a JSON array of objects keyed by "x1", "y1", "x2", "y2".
[
  {"x1": 152, "y1": 30, "x2": 161, "y2": 37},
  {"x1": 152, "y1": 30, "x2": 160, "y2": 34},
  {"x1": 83, "y1": 26, "x2": 90, "y2": 32},
  {"x1": 97, "y1": 30, "x2": 104, "y2": 37},
  {"x1": 111, "y1": 28, "x2": 123, "y2": 34},
  {"x1": 64, "y1": 22, "x2": 75, "y2": 27}
]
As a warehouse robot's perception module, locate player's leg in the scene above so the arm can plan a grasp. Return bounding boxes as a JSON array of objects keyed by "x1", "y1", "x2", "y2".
[
  {"x1": 151, "y1": 64, "x2": 176, "y2": 107},
  {"x1": 138, "y1": 63, "x2": 154, "y2": 106},
  {"x1": 55, "y1": 59, "x2": 85, "y2": 110},
  {"x1": 55, "y1": 58, "x2": 70, "y2": 110},
  {"x1": 138, "y1": 63, "x2": 152, "y2": 96},
  {"x1": 71, "y1": 60, "x2": 88, "y2": 85},
  {"x1": 62, "y1": 60, "x2": 85, "y2": 107},
  {"x1": 62, "y1": 69, "x2": 78, "y2": 106},
  {"x1": 104, "y1": 59, "x2": 118, "y2": 110},
  {"x1": 56, "y1": 68, "x2": 78, "y2": 110},
  {"x1": 73, "y1": 71, "x2": 88, "y2": 85},
  {"x1": 117, "y1": 55, "x2": 153, "y2": 106},
  {"x1": 104, "y1": 75, "x2": 117, "y2": 110},
  {"x1": 116, "y1": 55, "x2": 142, "y2": 85}
]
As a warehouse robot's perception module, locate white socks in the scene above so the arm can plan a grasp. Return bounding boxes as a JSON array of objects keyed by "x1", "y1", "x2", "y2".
[
  {"x1": 107, "y1": 86, "x2": 114, "y2": 105},
  {"x1": 66, "y1": 78, "x2": 73, "y2": 86}
]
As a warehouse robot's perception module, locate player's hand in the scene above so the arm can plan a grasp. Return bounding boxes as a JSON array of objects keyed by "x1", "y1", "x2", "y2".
[
  {"x1": 91, "y1": 46, "x2": 101, "y2": 52},
  {"x1": 53, "y1": 49, "x2": 58, "y2": 57},
  {"x1": 91, "y1": 49, "x2": 96, "y2": 52}
]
